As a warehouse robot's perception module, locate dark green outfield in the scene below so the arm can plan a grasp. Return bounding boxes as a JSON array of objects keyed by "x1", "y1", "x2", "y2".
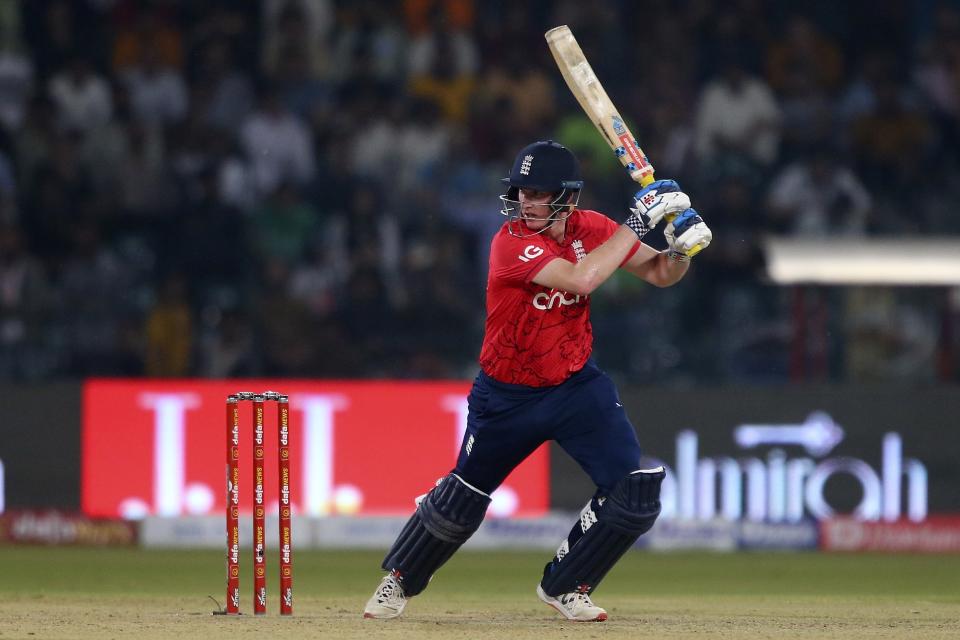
[{"x1": 1, "y1": 547, "x2": 957, "y2": 600}]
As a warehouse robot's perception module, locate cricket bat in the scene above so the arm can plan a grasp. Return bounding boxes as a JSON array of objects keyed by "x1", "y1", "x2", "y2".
[{"x1": 545, "y1": 25, "x2": 655, "y2": 187}]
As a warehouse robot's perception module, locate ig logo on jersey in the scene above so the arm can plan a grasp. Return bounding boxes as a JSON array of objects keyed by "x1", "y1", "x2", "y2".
[{"x1": 518, "y1": 245, "x2": 544, "y2": 263}]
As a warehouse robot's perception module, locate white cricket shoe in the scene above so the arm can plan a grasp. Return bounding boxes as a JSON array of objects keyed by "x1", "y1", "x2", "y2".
[
  {"x1": 363, "y1": 573, "x2": 407, "y2": 619},
  {"x1": 537, "y1": 584, "x2": 608, "y2": 622}
]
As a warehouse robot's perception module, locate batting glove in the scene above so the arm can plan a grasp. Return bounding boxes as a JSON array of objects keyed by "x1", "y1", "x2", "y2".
[
  {"x1": 630, "y1": 179, "x2": 691, "y2": 229},
  {"x1": 665, "y1": 208, "x2": 712, "y2": 259}
]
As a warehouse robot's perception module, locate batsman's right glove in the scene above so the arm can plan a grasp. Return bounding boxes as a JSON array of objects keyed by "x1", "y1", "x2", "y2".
[
  {"x1": 625, "y1": 179, "x2": 692, "y2": 240},
  {"x1": 665, "y1": 208, "x2": 712, "y2": 259}
]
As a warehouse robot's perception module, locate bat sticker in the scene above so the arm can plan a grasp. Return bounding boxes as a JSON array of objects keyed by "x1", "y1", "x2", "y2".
[{"x1": 611, "y1": 116, "x2": 626, "y2": 135}]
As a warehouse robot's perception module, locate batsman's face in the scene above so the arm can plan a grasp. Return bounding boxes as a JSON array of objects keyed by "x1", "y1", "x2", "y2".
[{"x1": 519, "y1": 188, "x2": 557, "y2": 229}]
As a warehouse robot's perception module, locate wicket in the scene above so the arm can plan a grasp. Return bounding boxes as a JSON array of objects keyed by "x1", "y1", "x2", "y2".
[{"x1": 224, "y1": 391, "x2": 293, "y2": 616}]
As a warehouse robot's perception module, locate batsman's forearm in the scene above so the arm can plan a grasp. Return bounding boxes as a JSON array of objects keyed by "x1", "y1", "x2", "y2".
[
  {"x1": 646, "y1": 251, "x2": 690, "y2": 287},
  {"x1": 570, "y1": 225, "x2": 645, "y2": 294}
]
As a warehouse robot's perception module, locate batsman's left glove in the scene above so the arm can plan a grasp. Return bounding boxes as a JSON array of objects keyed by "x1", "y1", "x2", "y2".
[
  {"x1": 665, "y1": 208, "x2": 712, "y2": 259},
  {"x1": 626, "y1": 179, "x2": 692, "y2": 240}
]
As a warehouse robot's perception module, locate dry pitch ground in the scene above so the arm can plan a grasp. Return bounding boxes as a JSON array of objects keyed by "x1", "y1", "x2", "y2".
[{"x1": 0, "y1": 548, "x2": 957, "y2": 639}]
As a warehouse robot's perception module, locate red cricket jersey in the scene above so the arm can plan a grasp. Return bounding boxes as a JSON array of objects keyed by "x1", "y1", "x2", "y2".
[{"x1": 479, "y1": 209, "x2": 641, "y2": 387}]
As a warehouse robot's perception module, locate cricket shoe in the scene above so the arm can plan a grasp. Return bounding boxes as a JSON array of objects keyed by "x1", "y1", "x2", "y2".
[
  {"x1": 363, "y1": 573, "x2": 407, "y2": 619},
  {"x1": 537, "y1": 584, "x2": 608, "y2": 622}
]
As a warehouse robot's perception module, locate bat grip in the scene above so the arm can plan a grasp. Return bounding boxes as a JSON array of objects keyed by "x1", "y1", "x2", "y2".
[{"x1": 637, "y1": 172, "x2": 655, "y2": 188}]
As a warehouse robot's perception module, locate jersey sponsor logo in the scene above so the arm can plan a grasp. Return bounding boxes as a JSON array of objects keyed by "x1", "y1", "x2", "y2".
[
  {"x1": 518, "y1": 245, "x2": 544, "y2": 262},
  {"x1": 532, "y1": 289, "x2": 584, "y2": 310}
]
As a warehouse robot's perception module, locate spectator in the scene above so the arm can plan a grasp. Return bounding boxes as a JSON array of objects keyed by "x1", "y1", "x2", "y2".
[
  {"x1": 766, "y1": 148, "x2": 872, "y2": 236},
  {"x1": 249, "y1": 182, "x2": 321, "y2": 267},
  {"x1": 166, "y1": 107, "x2": 219, "y2": 204},
  {"x1": 395, "y1": 98, "x2": 452, "y2": 191},
  {"x1": 194, "y1": 38, "x2": 254, "y2": 133},
  {"x1": 240, "y1": 84, "x2": 315, "y2": 196},
  {"x1": 407, "y1": 20, "x2": 478, "y2": 122},
  {"x1": 836, "y1": 50, "x2": 916, "y2": 127},
  {"x1": 850, "y1": 79, "x2": 933, "y2": 196},
  {"x1": 80, "y1": 82, "x2": 134, "y2": 202},
  {"x1": 112, "y1": 3, "x2": 183, "y2": 72},
  {"x1": 471, "y1": 46, "x2": 553, "y2": 134},
  {"x1": 766, "y1": 15, "x2": 844, "y2": 96},
  {"x1": 693, "y1": 53, "x2": 782, "y2": 171},
  {"x1": 116, "y1": 122, "x2": 172, "y2": 216},
  {"x1": 406, "y1": 15, "x2": 478, "y2": 79},
  {"x1": 764, "y1": 17, "x2": 841, "y2": 160},
  {"x1": 328, "y1": 1, "x2": 405, "y2": 86},
  {"x1": 261, "y1": 0, "x2": 332, "y2": 79},
  {"x1": 347, "y1": 89, "x2": 405, "y2": 181},
  {"x1": 47, "y1": 55, "x2": 113, "y2": 133},
  {"x1": 272, "y1": 42, "x2": 330, "y2": 122},
  {"x1": 121, "y1": 42, "x2": 188, "y2": 127}
]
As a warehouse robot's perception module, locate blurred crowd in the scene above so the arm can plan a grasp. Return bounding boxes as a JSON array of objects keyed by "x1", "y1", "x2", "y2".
[{"x1": 0, "y1": 0, "x2": 957, "y2": 383}]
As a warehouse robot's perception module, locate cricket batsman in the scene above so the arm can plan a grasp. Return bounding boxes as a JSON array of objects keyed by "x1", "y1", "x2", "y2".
[{"x1": 364, "y1": 140, "x2": 712, "y2": 621}]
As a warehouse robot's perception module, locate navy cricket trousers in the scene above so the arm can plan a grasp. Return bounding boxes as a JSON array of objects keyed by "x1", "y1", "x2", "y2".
[{"x1": 453, "y1": 359, "x2": 643, "y2": 497}]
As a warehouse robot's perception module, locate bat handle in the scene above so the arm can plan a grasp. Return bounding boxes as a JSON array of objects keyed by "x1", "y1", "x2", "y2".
[{"x1": 636, "y1": 172, "x2": 655, "y2": 188}]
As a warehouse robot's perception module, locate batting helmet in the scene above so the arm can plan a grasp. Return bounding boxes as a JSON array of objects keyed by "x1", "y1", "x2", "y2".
[
  {"x1": 499, "y1": 140, "x2": 583, "y2": 237},
  {"x1": 501, "y1": 140, "x2": 584, "y2": 195}
]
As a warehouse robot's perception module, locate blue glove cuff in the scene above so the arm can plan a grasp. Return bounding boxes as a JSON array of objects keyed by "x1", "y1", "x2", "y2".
[{"x1": 633, "y1": 179, "x2": 680, "y2": 200}]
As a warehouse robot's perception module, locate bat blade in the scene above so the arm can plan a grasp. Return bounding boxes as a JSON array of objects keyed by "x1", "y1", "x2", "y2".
[{"x1": 545, "y1": 25, "x2": 655, "y2": 187}]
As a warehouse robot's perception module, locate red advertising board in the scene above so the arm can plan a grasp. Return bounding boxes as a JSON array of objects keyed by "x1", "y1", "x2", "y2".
[
  {"x1": 0, "y1": 510, "x2": 138, "y2": 546},
  {"x1": 82, "y1": 380, "x2": 549, "y2": 519},
  {"x1": 821, "y1": 517, "x2": 960, "y2": 553}
]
